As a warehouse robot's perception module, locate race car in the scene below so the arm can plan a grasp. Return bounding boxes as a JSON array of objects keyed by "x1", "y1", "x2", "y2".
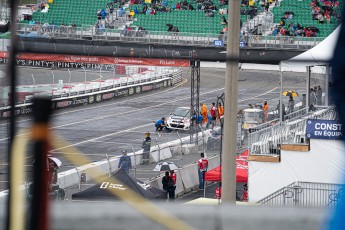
[{"x1": 166, "y1": 107, "x2": 191, "y2": 130}]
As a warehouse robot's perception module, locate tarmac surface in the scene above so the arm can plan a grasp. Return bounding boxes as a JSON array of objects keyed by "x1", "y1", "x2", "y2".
[{"x1": 0, "y1": 65, "x2": 327, "y2": 194}]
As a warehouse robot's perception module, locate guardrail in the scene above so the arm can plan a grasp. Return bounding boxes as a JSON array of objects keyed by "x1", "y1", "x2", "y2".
[
  {"x1": 9, "y1": 23, "x2": 326, "y2": 49},
  {"x1": 257, "y1": 181, "x2": 345, "y2": 208}
]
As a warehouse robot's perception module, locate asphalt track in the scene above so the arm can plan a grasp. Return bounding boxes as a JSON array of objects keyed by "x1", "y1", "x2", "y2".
[{"x1": 0, "y1": 65, "x2": 327, "y2": 192}]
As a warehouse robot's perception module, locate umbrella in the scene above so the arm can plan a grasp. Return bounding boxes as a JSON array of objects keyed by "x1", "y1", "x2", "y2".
[
  {"x1": 307, "y1": 26, "x2": 319, "y2": 33},
  {"x1": 153, "y1": 162, "x2": 178, "y2": 171},
  {"x1": 282, "y1": 90, "x2": 298, "y2": 97},
  {"x1": 322, "y1": 5, "x2": 332, "y2": 11},
  {"x1": 48, "y1": 156, "x2": 62, "y2": 168}
]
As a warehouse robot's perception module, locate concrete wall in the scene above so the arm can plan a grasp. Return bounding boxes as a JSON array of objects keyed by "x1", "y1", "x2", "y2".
[{"x1": 0, "y1": 201, "x2": 328, "y2": 230}]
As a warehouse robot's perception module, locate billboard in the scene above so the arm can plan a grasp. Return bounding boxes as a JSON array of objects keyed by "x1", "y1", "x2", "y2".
[
  {"x1": 0, "y1": 51, "x2": 191, "y2": 67},
  {"x1": 306, "y1": 119, "x2": 343, "y2": 140}
]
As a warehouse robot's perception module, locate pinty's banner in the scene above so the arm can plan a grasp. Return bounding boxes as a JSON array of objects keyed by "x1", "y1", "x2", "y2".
[{"x1": 0, "y1": 51, "x2": 190, "y2": 67}]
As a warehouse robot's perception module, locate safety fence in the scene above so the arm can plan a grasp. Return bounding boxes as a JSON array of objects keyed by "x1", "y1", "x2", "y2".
[
  {"x1": 248, "y1": 106, "x2": 337, "y2": 155},
  {"x1": 257, "y1": 181, "x2": 345, "y2": 208},
  {"x1": 4, "y1": 23, "x2": 326, "y2": 49}
]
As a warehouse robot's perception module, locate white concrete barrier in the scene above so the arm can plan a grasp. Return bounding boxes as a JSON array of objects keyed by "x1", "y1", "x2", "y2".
[
  {"x1": 150, "y1": 146, "x2": 172, "y2": 162},
  {"x1": 174, "y1": 170, "x2": 185, "y2": 196},
  {"x1": 179, "y1": 164, "x2": 200, "y2": 192}
]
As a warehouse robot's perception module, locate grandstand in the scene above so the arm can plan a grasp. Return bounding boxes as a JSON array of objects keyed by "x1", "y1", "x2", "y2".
[
  {"x1": 271, "y1": 0, "x2": 342, "y2": 37},
  {"x1": 20, "y1": 0, "x2": 342, "y2": 39},
  {"x1": 30, "y1": 0, "x2": 118, "y2": 26}
]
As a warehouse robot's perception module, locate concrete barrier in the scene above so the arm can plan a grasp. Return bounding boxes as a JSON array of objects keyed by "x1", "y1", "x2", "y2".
[
  {"x1": 1, "y1": 128, "x2": 214, "y2": 201},
  {"x1": 180, "y1": 164, "x2": 200, "y2": 192},
  {"x1": 150, "y1": 146, "x2": 172, "y2": 162},
  {"x1": 174, "y1": 170, "x2": 185, "y2": 197}
]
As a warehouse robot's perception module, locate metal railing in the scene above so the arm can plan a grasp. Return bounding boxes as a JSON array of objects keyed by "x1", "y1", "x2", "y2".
[
  {"x1": 257, "y1": 181, "x2": 345, "y2": 208},
  {"x1": 248, "y1": 106, "x2": 336, "y2": 155},
  {"x1": 9, "y1": 23, "x2": 326, "y2": 49}
]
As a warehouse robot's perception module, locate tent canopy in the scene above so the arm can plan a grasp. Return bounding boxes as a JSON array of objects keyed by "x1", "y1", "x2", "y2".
[
  {"x1": 205, "y1": 150, "x2": 248, "y2": 183},
  {"x1": 72, "y1": 169, "x2": 166, "y2": 201},
  {"x1": 281, "y1": 26, "x2": 341, "y2": 72}
]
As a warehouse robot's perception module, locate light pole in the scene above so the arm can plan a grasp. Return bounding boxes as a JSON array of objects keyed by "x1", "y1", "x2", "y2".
[
  {"x1": 68, "y1": 69, "x2": 71, "y2": 95},
  {"x1": 31, "y1": 74, "x2": 35, "y2": 96},
  {"x1": 83, "y1": 67, "x2": 87, "y2": 92},
  {"x1": 51, "y1": 71, "x2": 55, "y2": 97},
  {"x1": 222, "y1": 0, "x2": 241, "y2": 204},
  {"x1": 217, "y1": 93, "x2": 225, "y2": 204}
]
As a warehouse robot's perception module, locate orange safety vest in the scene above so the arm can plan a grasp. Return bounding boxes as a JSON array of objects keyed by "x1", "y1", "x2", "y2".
[{"x1": 218, "y1": 106, "x2": 224, "y2": 117}]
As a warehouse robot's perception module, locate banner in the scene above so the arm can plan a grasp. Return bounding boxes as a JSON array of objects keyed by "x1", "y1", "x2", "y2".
[
  {"x1": 306, "y1": 119, "x2": 343, "y2": 140},
  {"x1": 0, "y1": 51, "x2": 190, "y2": 67}
]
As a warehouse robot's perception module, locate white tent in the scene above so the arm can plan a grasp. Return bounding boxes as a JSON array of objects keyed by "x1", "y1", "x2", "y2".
[{"x1": 281, "y1": 25, "x2": 341, "y2": 72}]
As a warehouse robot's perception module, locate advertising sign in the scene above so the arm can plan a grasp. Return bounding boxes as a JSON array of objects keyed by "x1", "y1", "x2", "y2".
[
  {"x1": 213, "y1": 40, "x2": 223, "y2": 47},
  {"x1": 0, "y1": 51, "x2": 191, "y2": 67},
  {"x1": 306, "y1": 119, "x2": 343, "y2": 140}
]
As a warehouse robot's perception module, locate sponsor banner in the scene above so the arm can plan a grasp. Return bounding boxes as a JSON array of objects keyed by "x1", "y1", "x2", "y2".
[
  {"x1": 0, "y1": 51, "x2": 190, "y2": 67},
  {"x1": 1, "y1": 106, "x2": 32, "y2": 118},
  {"x1": 0, "y1": 80, "x2": 164, "y2": 119},
  {"x1": 141, "y1": 84, "x2": 153, "y2": 92},
  {"x1": 306, "y1": 119, "x2": 343, "y2": 140},
  {"x1": 155, "y1": 82, "x2": 165, "y2": 89}
]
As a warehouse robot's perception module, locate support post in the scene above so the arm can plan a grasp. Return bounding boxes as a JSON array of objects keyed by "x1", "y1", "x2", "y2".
[
  {"x1": 325, "y1": 64, "x2": 330, "y2": 106},
  {"x1": 279, "y1": 63, "x2": 283, "y2": 123},
  {"x1": 190, "y1": 59, "x2": 200, "y2": 147},
  {"x1": 306, "y1": 66, "x2": 311, "y2": 112},
  {"x1": 222, "y1": 0, "x2": 240, "y2": 204}
]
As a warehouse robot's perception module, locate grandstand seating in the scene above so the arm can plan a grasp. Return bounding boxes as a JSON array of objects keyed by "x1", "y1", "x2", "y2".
[
  {"x1": 130, "y1": 1, "x2": 259, "y2": 34},
  {"x1": 30, "y1": 0, "x2": 117, "y2": 26},
  {"x1": 271, "y1": 0, "x2": 342, "y2": 37},
  {"x1": 24, "y1": 0, "x2": 342, "y2": 38}
]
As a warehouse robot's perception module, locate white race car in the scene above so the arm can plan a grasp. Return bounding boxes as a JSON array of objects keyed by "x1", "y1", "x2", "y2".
[{"x1": 166, "y1": 107, "x2": 191, "y2": 130}]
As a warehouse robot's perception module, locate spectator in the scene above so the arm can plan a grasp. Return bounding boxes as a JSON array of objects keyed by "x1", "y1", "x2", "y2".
[
  {"x1": 221, "y1": 15, "x2": 227, "y2": 24},
  {"x1": 109, "y1": 3, "x2": 114, "y2": 13},
  {"x1": 317, "y1": 85, "x2": 323, "y2": 105},
  {"x1": 288, "y1": 96, "x2": 295, "y2": 114},
  {"x1": 197, "y1": 153, "x2": 208, "y2": 190},
  {"x1": 118, "y1": 7, "x2": 125, "y2": 17},
  {"x1": 162, "y1": 171, "x2": 175, "y2": 200},
  {"x1": 118, "y1": 150, "x2": 132, "y2": 174}
]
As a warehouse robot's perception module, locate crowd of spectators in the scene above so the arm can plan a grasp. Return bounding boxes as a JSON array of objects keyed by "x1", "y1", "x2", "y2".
[
  {"x1": 271, "y1": 0, "x2": 341, "y2": 38},
  {"x1": 310, "y1": 0, "x2": 340, "y2": 24}
]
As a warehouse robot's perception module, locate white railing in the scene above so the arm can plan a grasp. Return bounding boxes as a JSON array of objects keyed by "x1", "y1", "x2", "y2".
[{"x1": 248, "y1": 107, "x2": 336, "y2": 155}]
